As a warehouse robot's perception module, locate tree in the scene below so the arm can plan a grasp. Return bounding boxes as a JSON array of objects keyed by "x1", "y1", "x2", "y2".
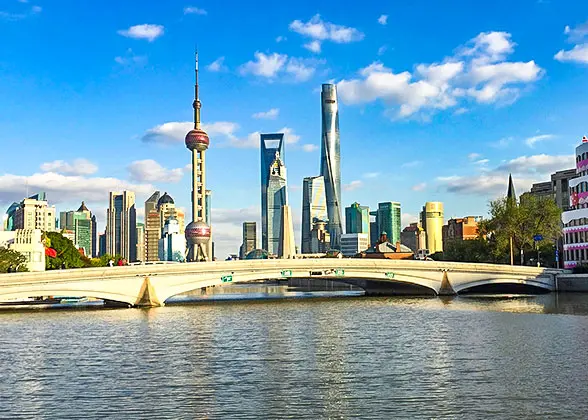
[
  {"x1": 0, "y1": 247, "x2": 28, "y2": 273},
  {"x1": 478, "y1": 195, "x2": 562, "y2": 265},
  {"x1": 44, "y1": 231, "x2": 84, "y2": 270},
  {"x1": 443, "y1": 238, "x2": 496, "y2": 263}
]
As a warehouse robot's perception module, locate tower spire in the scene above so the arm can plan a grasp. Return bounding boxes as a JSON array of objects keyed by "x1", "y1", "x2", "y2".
[{"x1": 193, "y1": 49, "x2": 201, "y2": 129}]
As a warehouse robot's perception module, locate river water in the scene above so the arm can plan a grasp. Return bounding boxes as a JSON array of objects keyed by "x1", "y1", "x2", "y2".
[{"x1": 1, "y1": 287, "x2": 588, "y2": 419}]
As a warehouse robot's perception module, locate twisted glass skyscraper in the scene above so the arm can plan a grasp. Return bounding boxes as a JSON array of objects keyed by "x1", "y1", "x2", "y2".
[{"x1": 320, "y1": 84, "x2": 343, "y2": 249}]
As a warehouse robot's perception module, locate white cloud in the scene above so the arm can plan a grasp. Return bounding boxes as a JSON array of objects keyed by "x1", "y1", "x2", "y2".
[
  {"x1": 207, "y1": 56, "x2": 227, "y2": 72},
  {"x1": 343, "y1": 180, "x2": 363, "y2": 191},
  {"x1": 378, "y1": 15, "x2": 388, "y2": 25},
  {"x1": 31, "y1": 5, "x2": 41, "y2": 13},
  {"x1": 276, "y1": 36, "x2": 286, "y2": 43},
  {"x1": 474, "y1": 159, "x2": 490, "y2": 165},
  {"x1": 211, "y1": 206, "x2": 259, "y2": 259},
  {"x1": 437, "y1": 154, "x2": 575, "y2": 197},
  {"x1": 289, "y1": 14, "x2": 364, "y2": 44},
  {"x1": 304, "y1": 40, "x2": 321, "y2": 54},
  {"x1": 401, "y1": 160, "x2": 422, "y2": 168},
  {"x1": 117, "y1": 24, "x2": 164, "y2": 42},
  {"x1": 401, "y1": 213, "x2": 418, "y2": 227},
  {"x1": 240, "y1": 52, "x2": 322, "y2": 82},
  {"x1": 114, "y1": 48, "x2": 147, "y2": 66},
  {"x1": 337, "y1": 31, "x2": 543, "y2": 118},
  {"x1": 141, "y1": 121, "x2": 240, "y2": 145},
  {"x1": 127, "y1": 160, "x2": 185, "y2": 183},
  {"x1": 468, "y1": 152, "x2": 481, "y2": 161},
  {"x1": 302, "y1": 144, "x2": 318, "y2": 152},
  {"x1": 280, "y1": 127, "x2": 301, "y2": 144},
  {"x1": 252, "y1": 108, "x2": 279, "y2": 119},
  {"x1": 411, "y1": 182, "x2": 426, "y2": 191},
  {"x1": 555, "y1": 44, "x2": 588, "y2": 64},
  {"x1": 490, "y1": 136, "x2": 512, "y2": 149},
  {"x1": 40, "y1": 159, "x2": 98, "y2": 176},
  {"x1": 183, "y1": 6, "x2": 207, "y2": 15},
  {"x1": 377, "y1": 45, "x2": 387, "y2": 56},
  {"x1": 525, "y1": 133, "x2": 555, "y2": 147},
  {"x1": 0, "y1": 173, "x2": 154, "y2": 205},
  {"x1": 495, "y1": 154, "x2": 574, "y2": 174},
  {"x1": 363, "y1": 172, "x2": 380, "y2": 178},
  {"x1": 555, "y1": 22, "x2": 588, "y2": 64}
]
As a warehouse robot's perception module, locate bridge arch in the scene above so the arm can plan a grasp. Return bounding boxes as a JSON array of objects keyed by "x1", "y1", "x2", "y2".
[{"x1": 454, "y1": 278, "x2": 554, "y2": 295}]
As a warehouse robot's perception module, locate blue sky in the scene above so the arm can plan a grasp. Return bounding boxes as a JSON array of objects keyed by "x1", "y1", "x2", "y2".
[{"x1": 1, "y1": 0, "x2": 588, "y2": 258}]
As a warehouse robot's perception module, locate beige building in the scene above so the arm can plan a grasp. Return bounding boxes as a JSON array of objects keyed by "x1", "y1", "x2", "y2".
[
  {"x1": 14, "y1": 197, "x2": 56, "y2": 232},
  {"x1": 106, "y1": 191, "x2": 137, "y2": 262},
  {"x1": 310, "y1": 219, "x2": 330, "y2": 253},
  {"x1": 420, "y1": 202, "x2": 444, "y2": 254},
  {"x1": 136, "y1": 223, "x2": 145, "y2": 262},
  {"x1": 278, "y1": 205, "x2": 296, "y2": 258},
  {"x1": 0, "y1": 229, "x2": 46, "y2": 271}
]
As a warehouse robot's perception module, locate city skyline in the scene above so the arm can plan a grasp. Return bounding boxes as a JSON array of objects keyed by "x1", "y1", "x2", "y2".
[{"x1": 1, "y1": 1, "x2": 588, "y2": 258}]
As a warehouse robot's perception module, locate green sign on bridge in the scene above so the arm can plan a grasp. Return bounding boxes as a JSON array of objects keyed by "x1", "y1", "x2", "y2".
[
  {"x1": 281, "y1": 270, "x2": 293, "y2": 278},
  {"x1": 221, "y1": 275, "x2": 233, "y2": 283}
]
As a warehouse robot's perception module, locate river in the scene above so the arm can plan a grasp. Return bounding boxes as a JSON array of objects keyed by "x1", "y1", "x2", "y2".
[{"x1": 1, "y1": 287, "x2": 588, "y2": 419}]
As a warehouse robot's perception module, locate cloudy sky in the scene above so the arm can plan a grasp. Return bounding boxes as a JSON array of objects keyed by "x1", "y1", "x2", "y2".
[{"x1": 1, "y1": 0, "x2": 588, "y2": 258}]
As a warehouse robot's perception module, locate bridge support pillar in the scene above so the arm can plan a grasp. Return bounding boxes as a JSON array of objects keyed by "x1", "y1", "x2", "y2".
[
  {"x1": 134, "y1": 277, "x2": 163, "y2": 308},
  {"x1": 438, "y1": 271, "x2": 456, "y2": 296}
]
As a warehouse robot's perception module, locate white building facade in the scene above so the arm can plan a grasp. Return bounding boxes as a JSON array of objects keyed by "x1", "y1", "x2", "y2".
[
  {"x1": 158, "y1": 218, "x2": 186, "y2": 262},
  {"x1": 0, "y1": 229, "x2": 46, "y2": 271},
  {"x1": 562, "y1": 137, "x2": 588, "y2": 268},
  {"x1": 341, "y1": 233, "x2": 370, "y2": 257},
  {"x1": 14, "y1": 198, "x2": 56, "y2": 232}
]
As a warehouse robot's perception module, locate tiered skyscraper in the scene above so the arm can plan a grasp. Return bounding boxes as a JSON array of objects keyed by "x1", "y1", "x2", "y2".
[
  {"x1": 301, "y1": 175, "x2": 328, "y2": 253},
  {"x1": 266, "y1": 152, "x2": 288, "y2": 255},
  {"x1": 320, "y1": 84, "x2": 343, "y2": 249},
  {"x1": 261, "y1": 133, "x2": 285, "y2": 251},
  {"x1": 184, "y1": 52, "x2": 212, "y2": 262}
]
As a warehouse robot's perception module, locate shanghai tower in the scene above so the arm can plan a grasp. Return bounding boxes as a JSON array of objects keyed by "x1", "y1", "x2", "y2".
[{"x1": 320, "y1": 84, "x2": 343, "y2": 249}]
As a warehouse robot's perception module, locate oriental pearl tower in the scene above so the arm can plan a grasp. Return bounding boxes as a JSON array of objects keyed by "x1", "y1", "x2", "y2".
[{"x1": 184, "y1": 52, "x2": 211, "y2": 262}]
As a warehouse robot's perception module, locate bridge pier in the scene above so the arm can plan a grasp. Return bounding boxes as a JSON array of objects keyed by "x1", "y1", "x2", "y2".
[
  {"x1": 134, "y1": 277, "x2": 163, "y2": 308},
  {"x1": 438, "y1": 271, "x2": 456, "y2": 296}
]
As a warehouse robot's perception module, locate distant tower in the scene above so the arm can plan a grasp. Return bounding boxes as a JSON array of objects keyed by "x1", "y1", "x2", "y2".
[
  {"x1": 301, "y1": 175, "x2": 328, "y2": 254},
  {"x1": 320, "y1": 84, "x2": 343, "y2": 249},
  {"x1": 267, "y1": 151, "x2": 288, "y2": 256},
  {"x1": 507, "y1": 173, "x2": 517, "y2": 203},
  {"x1": 279, "y1": 205, "x2": 296, "y2": 258},
  {"x1": 184, "y1": 52, "x2": 212, "y2": 262},
  {"x1": 261, "y1": 133, "x2": 285, "y2": 251},
  {"x1": 420, "y1": 202, "x2": 444, "y2": 254}
]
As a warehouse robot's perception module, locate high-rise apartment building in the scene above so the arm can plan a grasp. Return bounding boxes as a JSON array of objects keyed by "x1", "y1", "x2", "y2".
[
  {"x1": 346, "y1": 202, "x2": 370, "y2": 236},
  {"x1": 420, "y1": 202, "x2": 444, "y2": 254},
  {"x1": 240, "y1": 221, "x2": 257, "y2": 259},
  {"x1": 144, "y1": 191, "x2": 185, "y2": 262},
  {"x1": 301, "y1": 175, "x2": 328, "y2": 253},
  {"x1": 320, "y1": 84, "x2": 343, "y2": 249},
  {"x1": 14, "y1": 195, "x2": 56, "y2": 232},
  {"x1": 261, "y1": 133, "x2": 285, "y2": 251},
  {"x1": 59, "y1": 202, "x2": 94, "y2": 256},
  {"x1": 106, "y1": 191, "x2": 137, "y2": 262},
  {"x1": 266, "y1": 152, "x2": 288, "y2": 256},
  {"x1": 373, "y1": 202, "x2": 401, "y2": 245}
]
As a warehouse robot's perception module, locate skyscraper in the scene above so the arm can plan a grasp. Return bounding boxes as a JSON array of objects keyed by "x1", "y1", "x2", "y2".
[
  {"x1": 14, "y1": 194, "x2": 56, "y2": 232},
  {"x1": 320, "y1": 84, "x2": 343, "y2": 249},
  {"x1": 136, "y1": 223, "x2": 145, "y2": 262},
  {"x1": 106, "y1": 191, "x2": 137, "y2": 262},
  {"x1": 375, "y1": 202, "x2": 402, "y2": 245},
  {"x1": 240, "y1": 221, "x2": 257, "y2": 259},
  {"x1": 345, "y1": 202, "x2": 370, "y2": 236},
  {"x1": 144, "y1": 191, "x2": 161, "y2": 262},
  {"x1": 301, "y1": 175, "x2": 328, "y2": 253},
  {"x1": 266, "y1": 152, "x2": 288, "y2": 255},
  {"x1": 261, "y1": 133, "x2": 285, "y2": 251},
  {"x1": 184, "y1": 52, "x2": 212, "y2": 262},
  {"x1": 59, "y1": 201, "x2": 94, "y2": 256},
  {"x1": 420, "y1": 202, "x2": 444, "y2": 254}
]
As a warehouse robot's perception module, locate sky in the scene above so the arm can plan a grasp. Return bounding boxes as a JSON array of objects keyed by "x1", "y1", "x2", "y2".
[{"x1": 1, "y1": 0, "x2": 588, "y2": 259}]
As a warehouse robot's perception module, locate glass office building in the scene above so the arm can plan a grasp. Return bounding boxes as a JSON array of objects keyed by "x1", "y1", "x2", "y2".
[
  {"x1": 301, "y1": 175, "x2": 328, "y2": 253},
  {"x1": 261, "y1": 133, "x2": 285, "y2": 251}
]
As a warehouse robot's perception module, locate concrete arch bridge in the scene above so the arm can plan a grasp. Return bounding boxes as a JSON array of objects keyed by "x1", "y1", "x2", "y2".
[{"x1": 0, "y1": 259, "x2": 561, "y2": 307}]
